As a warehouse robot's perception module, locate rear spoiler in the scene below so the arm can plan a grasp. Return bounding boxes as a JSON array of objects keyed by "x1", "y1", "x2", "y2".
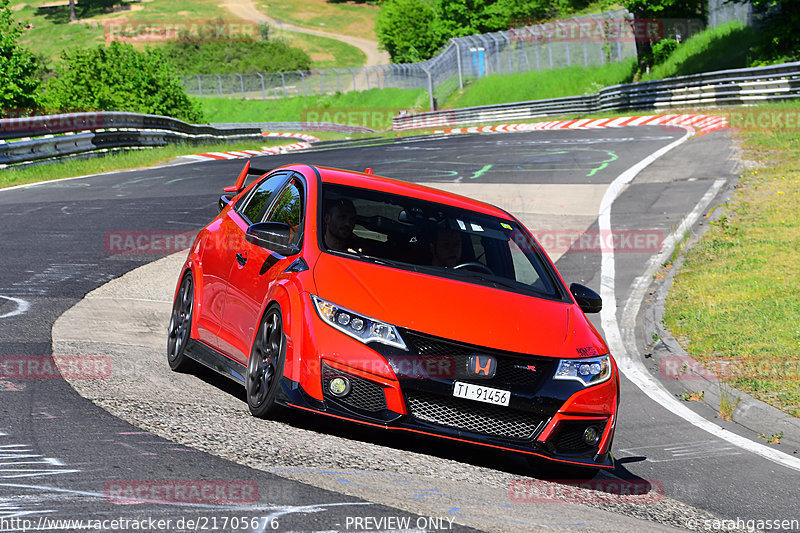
[{"x1": 222, "y1": 161, "x2": 271, "y2": 194}]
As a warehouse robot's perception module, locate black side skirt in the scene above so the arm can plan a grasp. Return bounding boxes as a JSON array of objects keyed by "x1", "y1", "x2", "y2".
[{"x1": 185, "y1": 339, "x2": 247, "y2": 385}]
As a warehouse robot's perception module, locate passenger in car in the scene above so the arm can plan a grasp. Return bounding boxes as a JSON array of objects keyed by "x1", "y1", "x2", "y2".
[{"x1": 430, "y1": 226, "x2": 463, "y2": 268}]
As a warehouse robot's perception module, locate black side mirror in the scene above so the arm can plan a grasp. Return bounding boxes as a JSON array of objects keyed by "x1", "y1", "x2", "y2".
[
  {"x1": 219, "y1": 194, "x2": 234, "y2": 213},
  {"x1": 570, "y1": 283, "x2": 602, "y2": 314},
  {"x1": 246, "y1": 222, "x2": 299, "y2": 256}
]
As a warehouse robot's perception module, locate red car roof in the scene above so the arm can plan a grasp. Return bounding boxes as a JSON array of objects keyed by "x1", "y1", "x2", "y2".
[{"x1": 284, "y1": 164, "x2": 514, "y2": 221}]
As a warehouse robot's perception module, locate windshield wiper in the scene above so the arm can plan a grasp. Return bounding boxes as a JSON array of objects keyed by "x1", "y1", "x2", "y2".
[
  {"x1": 340, "y1": 250, "x2": 402, "y2": 268},
  {"x1": 455, "y1": 271, "x2": 520, "y2": 291}
]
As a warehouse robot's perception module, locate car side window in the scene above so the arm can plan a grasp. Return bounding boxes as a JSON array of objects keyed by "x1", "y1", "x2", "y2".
[
  {"x1": 266, "y1": 179, "x2": 304, "y2": 245},
  {"x1": 237, "y1": 172, "x2": 288, "y2": 224}
]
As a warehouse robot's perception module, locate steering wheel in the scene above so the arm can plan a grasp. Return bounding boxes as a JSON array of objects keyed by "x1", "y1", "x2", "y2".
[{"x1": 452, "y1": 261, "x2": 493, "y2": 275}]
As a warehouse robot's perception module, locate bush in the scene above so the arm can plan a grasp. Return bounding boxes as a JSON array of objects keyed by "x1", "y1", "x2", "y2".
[
  {"x1": 0, "y1": 0, "x2": 42, "y2": 112},
  {"x1": 41, "y1": 42, "x2": 203, "y2": 123},
  {"x1": 651, "y1": 38, "x2": 678, "y2": 66},
  {"x1": 376, "y1": 0, "x2": 446, "y2": 63},
  {"x1": 161, "y1": 39, "x2": 312, "y2": 75}
]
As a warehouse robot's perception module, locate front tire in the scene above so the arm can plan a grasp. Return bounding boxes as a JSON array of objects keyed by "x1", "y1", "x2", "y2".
[
  {"x1": 167, "y1": 272, "x2": 195, "y2": 372},
  {"x1": 246, "y1": 305, "x2": 286, "y2": 418}
]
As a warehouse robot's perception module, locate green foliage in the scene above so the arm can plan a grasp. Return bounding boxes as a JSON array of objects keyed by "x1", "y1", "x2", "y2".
[
  {"x1": 621, "y1": 0, "x2": 706, "y2": 71},
  {"x1": 622, "y1": 0, "x2": 706, "y2": 19},
  {"x1": 738, "y1": 0, "x2": 800, "y2": 64},
  {"x1": 0, "y1": 0, "x2": 42, "y2": 112},
  {"x1": 41, "y1": 42, "x2": 203, "y2": 122},
  {"x1": 650, "y1": 38, "x2": 677, "y2": 65},
  {"x1": 258, "y1": 23, "x2": 271, "y2": 41},
  {"x1": 161, "y1": 39, "x2": 312, "y2": 75},
  {"x1": 438, "y1": 0, "x2": 559, "y2": 36},
  {"x1": 376, "y1": 0, "x2": 446, "y2": 63},
  {"x1": 643, "y1": 21, "x2": 758, "y2": 80}
]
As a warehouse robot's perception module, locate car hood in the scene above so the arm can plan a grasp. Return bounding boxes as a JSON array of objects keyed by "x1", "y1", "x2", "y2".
[{"x1": 312, "y1": 254, "x2": 608, "y2": 358}]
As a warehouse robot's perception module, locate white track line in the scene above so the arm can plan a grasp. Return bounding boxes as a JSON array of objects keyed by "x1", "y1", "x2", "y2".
[{"x1": 599, "y1": 129, "x2": 800, "y2": 473}]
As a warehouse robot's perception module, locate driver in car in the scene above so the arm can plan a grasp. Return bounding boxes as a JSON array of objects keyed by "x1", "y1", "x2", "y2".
[
  {"x1": 323, "y1": 198, "x2": 370, "y2": 254},
  {"x1": 430, "y1": 226, "x2": 463, "y2": 268}
]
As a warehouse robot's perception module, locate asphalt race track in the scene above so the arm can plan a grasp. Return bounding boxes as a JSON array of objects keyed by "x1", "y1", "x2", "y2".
[{"x1": 1, "y1": 127, "x2": 799, "y2": 532}]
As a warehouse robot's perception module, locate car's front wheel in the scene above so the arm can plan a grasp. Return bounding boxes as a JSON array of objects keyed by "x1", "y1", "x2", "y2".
[
  {"x1": 167, "y1": 272, "x2": 195, "y2": 372},
  {"x1": 246, "y1": 305, "x2": 286, "y2": 418}
]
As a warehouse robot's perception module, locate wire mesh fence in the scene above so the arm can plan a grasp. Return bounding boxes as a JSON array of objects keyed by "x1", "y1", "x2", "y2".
[
  {"x1": 179, "y1": 9, "x2": 657, "y2": 107},
  {"x1": 708, "y1": 0, "x2": 753, "y2": 28}
]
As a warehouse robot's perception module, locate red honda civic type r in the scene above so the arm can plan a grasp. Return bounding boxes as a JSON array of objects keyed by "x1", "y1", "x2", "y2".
[{"x1": 167, "y1": 162, "x2": 619, "y2": 470}]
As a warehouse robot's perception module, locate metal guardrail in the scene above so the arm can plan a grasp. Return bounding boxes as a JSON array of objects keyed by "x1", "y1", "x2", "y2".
[
  {"x1": 209, "y1": 122, "x2": 376, "y2": 134},
  {"x1": 393, "y1": 61, "x2": 800, "y2": 130},
  {"x1": 0, "y1": 112, "x2": 263, "y2": 165}
]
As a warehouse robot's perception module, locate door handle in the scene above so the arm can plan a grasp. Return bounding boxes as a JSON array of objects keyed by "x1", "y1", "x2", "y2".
[{"x1": 236, "y1": 253, "x2": 247, "y2": 266}]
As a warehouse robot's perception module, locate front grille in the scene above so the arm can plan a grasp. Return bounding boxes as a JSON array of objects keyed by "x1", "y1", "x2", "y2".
[
  {"x1": 322, "y1": 364, "x2": 387, "y2": 412},
  {"x1": 402, "y1": 331, "x2": 551, "y2": 386},
  {"x1": 406, "y1": 391, "x2": 544, "y2": 440},
  {"x1": 552, "y1": 420, "x2": 607, "y2": 453}
]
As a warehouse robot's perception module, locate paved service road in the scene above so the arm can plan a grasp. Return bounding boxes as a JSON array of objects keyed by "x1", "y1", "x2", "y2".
[{"x1": 1, "y1": 127, "x2": 798, "y2": 531}]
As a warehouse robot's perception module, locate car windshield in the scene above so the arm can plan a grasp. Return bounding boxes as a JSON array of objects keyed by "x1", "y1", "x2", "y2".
[{"x1": 320, "y1": 184, "x2": 565, "y2": 301}]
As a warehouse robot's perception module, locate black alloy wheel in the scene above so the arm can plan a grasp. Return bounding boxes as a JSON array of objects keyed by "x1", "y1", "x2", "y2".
[
  {"x1": 246, "y1": 305, "x2": 286, "y2": 418},
  {"x1": 167, "y1": 273, "x2": 194, "y2": 371}
]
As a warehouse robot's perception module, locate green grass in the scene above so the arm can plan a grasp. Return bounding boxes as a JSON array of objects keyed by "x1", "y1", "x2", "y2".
[
  {"x1": 11, "y1": 0, "x2": 365, "y2": 69},
  {"x1": 195, "y1": 88, "x2": 429, "y2": 130},
  {"x1": 643, "y1": 21, "x2": 761, "y2": 81},
  {"x1": 0, "y1": 138, "x2": 289, "y2": 189},
  {"x1": 664, "y1": 101, "x2": 800, "y2": 417},
  {"x1": 254, "y1": 0, "x2": 379, "y2": 40},
  {"x1": 444, "y1": 59, "x2": 637, "y2": 108},
  {"x1": 273, "y1": 28, "x2": 365, "y2": 69},
  {"x1": 13, "y1": 0, "x2": 232, "y2": 62}
]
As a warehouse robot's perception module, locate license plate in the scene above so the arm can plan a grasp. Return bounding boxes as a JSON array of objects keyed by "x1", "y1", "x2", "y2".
[{"x1": 453, "y1": 381, "x2": 510, "y2": 407}]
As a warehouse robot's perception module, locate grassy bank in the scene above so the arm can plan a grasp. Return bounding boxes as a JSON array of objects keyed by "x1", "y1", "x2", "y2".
[
  {"x1": 665, "y1": 102, "x2": 800, "y2": 417},
  {"x1": 643, "y1": 21, "x2": 760, "y2": 81},
  {"x1": 443, "y1": 59, "x2": 637, "y2": 109},
  {"x1": 195, "y1": 88, "x2": 429, "y2": 129}
]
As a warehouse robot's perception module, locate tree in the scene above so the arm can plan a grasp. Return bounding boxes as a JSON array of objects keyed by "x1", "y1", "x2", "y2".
[
  {"x1": 438, "y1": 0, "x2": 552, "y2": 37},
  {"x1": 729, "y1": 0, "x2": 800, "y2": 63},
  {"x1": 621, "y1": 0, "x2": 706, "y2": 71},
  {"x1": 41, "y1": 42, "x2": 203, "y2": 122},
  {"x1": 376, "y1": 0, "x2": 446, "y2": 63},
  {"x1": 69, "y1": 0, "x2": 76, "y2": 22},
  {"x1": 0, "y1": 0, "x2": 42, "y2": 113}
]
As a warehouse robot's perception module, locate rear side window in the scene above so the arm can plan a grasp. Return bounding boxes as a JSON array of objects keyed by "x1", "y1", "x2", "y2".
[{"x1": 237, "y1": 172, "x2": 288, "y2": 224}]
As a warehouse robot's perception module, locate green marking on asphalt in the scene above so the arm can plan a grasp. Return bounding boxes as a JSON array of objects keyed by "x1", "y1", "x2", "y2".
[
  {"x1": 587, "y1": 151, "x2": 618, "y2": 177},
  {"x1": 469, "y1": 164, "x2": 493, "y2": 180}
]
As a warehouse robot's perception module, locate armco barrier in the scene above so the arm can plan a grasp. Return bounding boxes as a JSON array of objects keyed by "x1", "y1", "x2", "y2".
[
  {"x1": 0, "y1": 112, "x2": 263, "y2": 166},
  {"x1": 393, "y1": 61, "x2": 800, "y2": 130}
]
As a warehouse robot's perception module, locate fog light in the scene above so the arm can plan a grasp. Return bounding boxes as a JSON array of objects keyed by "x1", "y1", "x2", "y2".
[
  {"x1": 583, "y1": 425, "x2": 601, "y2": 446},
  {"x1": 329, "y1": 377, "x2": 351, "y2": 397}
]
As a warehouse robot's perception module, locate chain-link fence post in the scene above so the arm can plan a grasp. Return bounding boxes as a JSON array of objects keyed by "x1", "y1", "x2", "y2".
[
  {"x1": 422, "y1": 66, "x2": 434, "y2": 111},
  {"x1": 278, "y1": 72, "x2": 286, "y2": 97},
  {"x1": 236, "y1": 73, "x2": 244, "y2": 98},
  {"x1": 453, "y1": 40, "x2": 464, "y2": 89},
  {"x1": 256, "y1": 73, "x2": 265, "y2": 99}
]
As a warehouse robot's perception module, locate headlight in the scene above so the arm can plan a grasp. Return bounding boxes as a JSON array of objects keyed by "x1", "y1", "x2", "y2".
[
  {"x1": 554, "y1": 355, "x2": 611, "y2": 386},
  {"x1": 311, "y1": 295, "x2": 407, "y2": 350}
]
